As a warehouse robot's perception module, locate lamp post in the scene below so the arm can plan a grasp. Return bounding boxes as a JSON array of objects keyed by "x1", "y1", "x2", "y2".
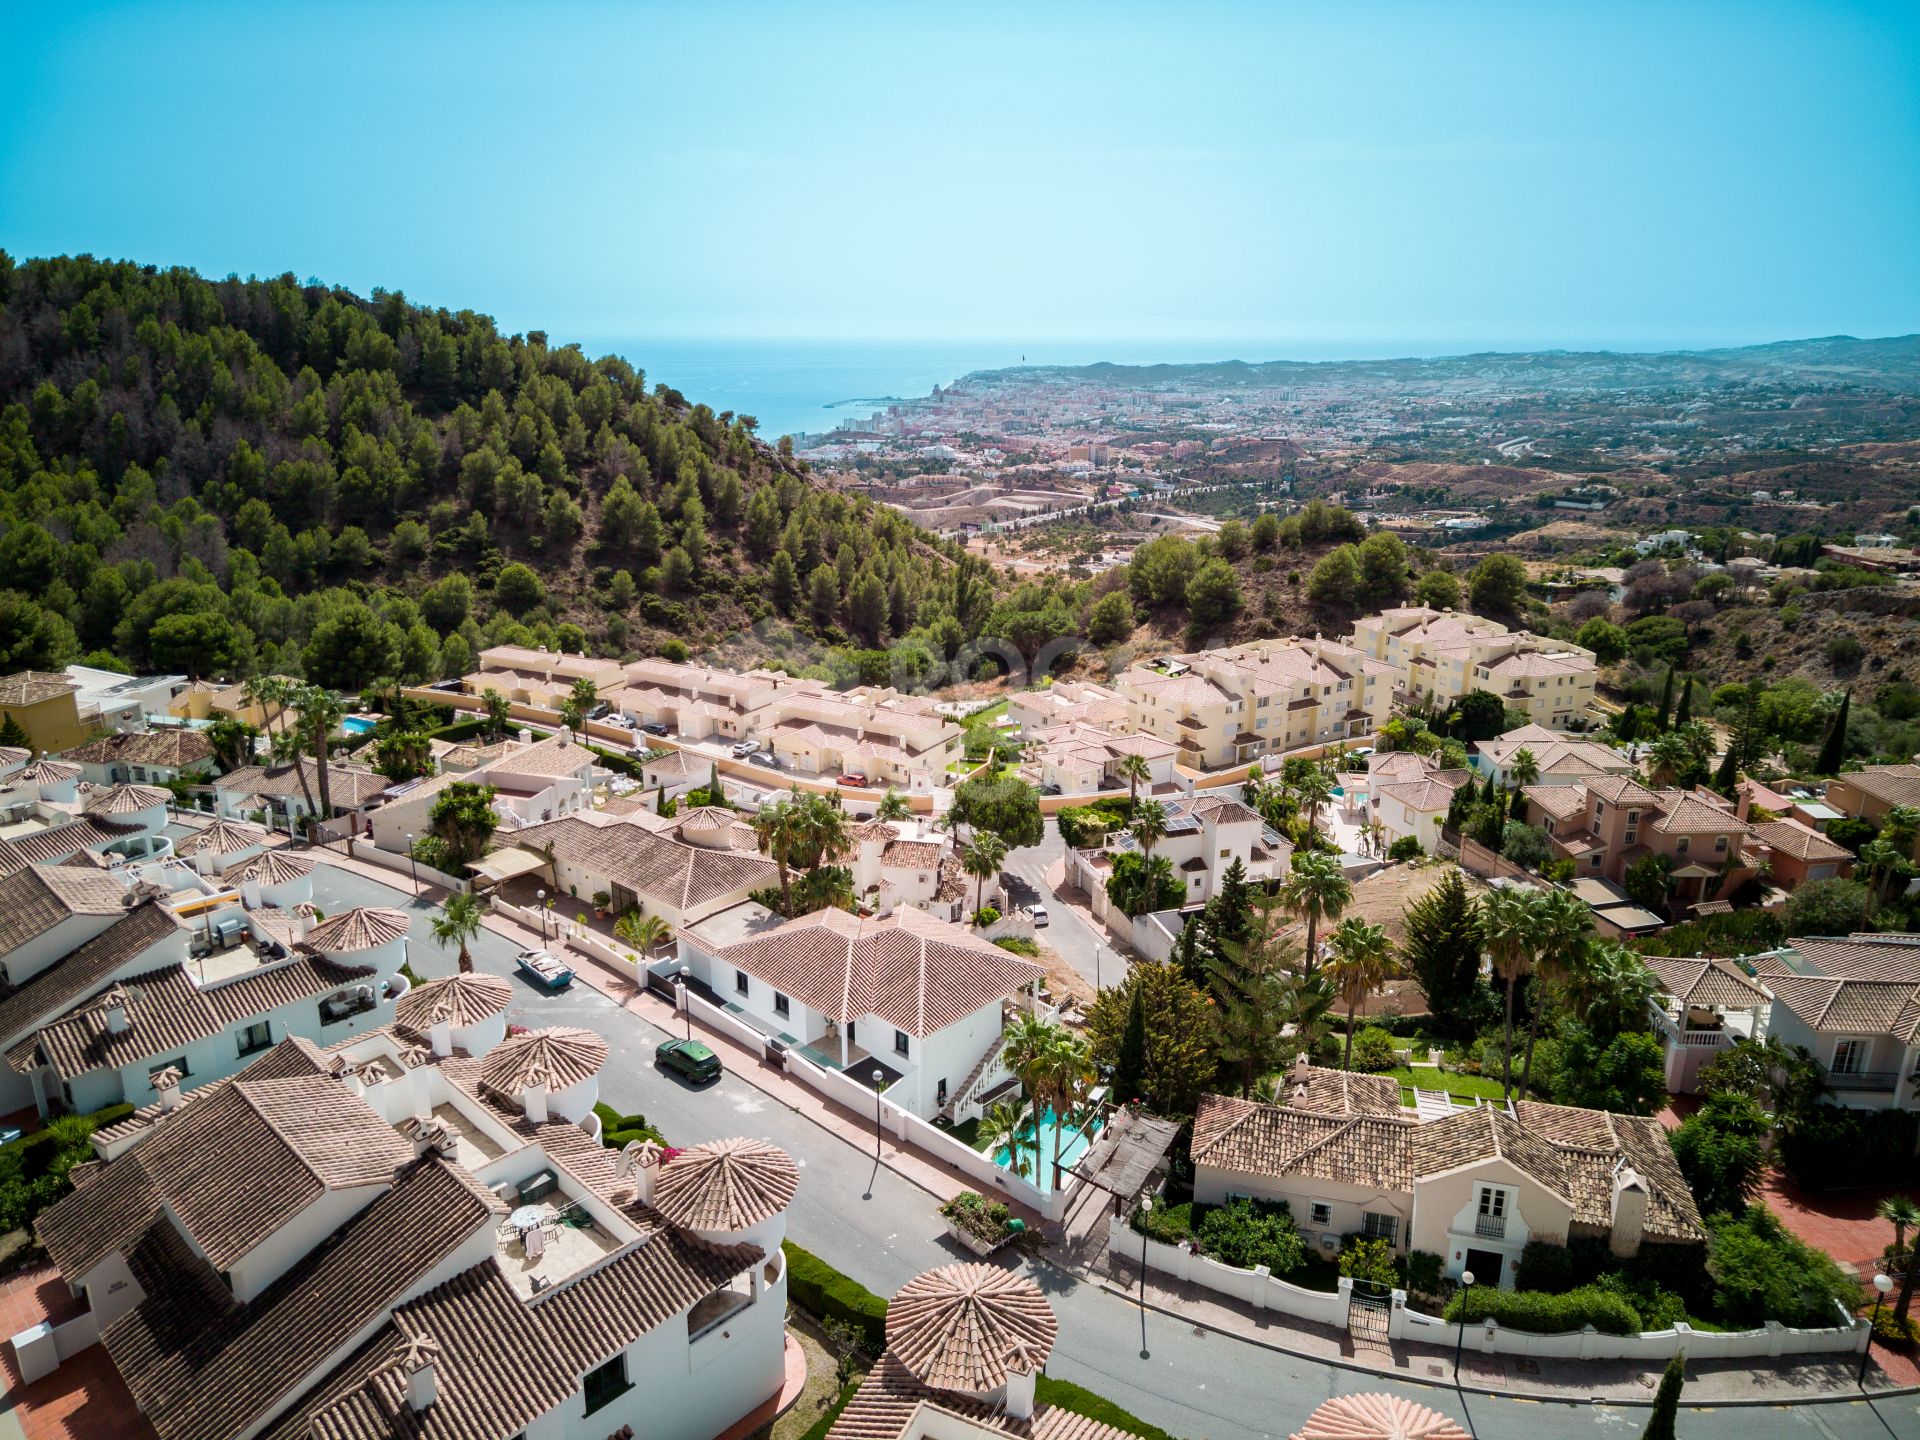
[
  {"x1": 536, "y1": 889, "x2": 548, "y2": 946},
  {"x1": 871, "y1": 1067, "x2": 885, "y2": 1163},
  {"x1": 1453, "y1": 1271, "x2": 1475, "y2": 1380},
  {"x1": 1137, "y1": 1194, "x2": 1152, "y2": 1359},
  {"x1": 1861, "y1": 1272, "x2": 1895, "y2": 1385},
  {"x1": 405, "y1": 833, "x2": 419, "y2": 898},
  {"x1": 679, "y1": 966, "x2": 692, "y2": 1040}
]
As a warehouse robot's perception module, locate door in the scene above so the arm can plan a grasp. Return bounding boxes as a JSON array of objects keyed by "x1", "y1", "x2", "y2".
[{"x1": 1464, "y1": 1248, "x2": 1503, "y2": 1288}]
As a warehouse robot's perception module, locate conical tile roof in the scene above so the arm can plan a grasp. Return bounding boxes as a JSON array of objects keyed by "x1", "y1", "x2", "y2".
[
  {"x1": 651, "y1": 1136, "x2": 798, "y2": 1233},
  {"x1": 305, "y1": 906, "x2": 410, "y2": 953},
  {"x1": 1292, "y1": 1394, "x2": 1470, "y2": 1440},
  {"x1": 395, "y1": 972, "x2": 512, "y2": 1030},
  {"x1": 478, "y1": 1026, "x2": 607, "y2": 1096},
  {"x1": 886, "y1": 1264, "x2": 1057, "y2": 1393}
]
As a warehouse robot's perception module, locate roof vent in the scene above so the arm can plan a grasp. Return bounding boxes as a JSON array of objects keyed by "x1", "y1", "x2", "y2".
[
  {"x1": 103, "y1": 986, "x2": 132, "y2": 1035},
  {"x1": 399, "y1": 1333, "x2": 440, "y2": 1412}
]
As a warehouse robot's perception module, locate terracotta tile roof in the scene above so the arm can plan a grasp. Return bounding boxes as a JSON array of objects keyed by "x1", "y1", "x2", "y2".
[
  {"x1": 14, "y1": 756, "x2": 82, "y2": 786},
  {"x1": 0, "y1": 901, "x2": 180, "y2": 1044},
  {"x1": 0, "y1": 670, "x2": 78, "y2": 704},
  {"x1": 1650, "y1": 790, "x2": 1748, "y2": 836},
  {"x1": 395, "y1": 972, "x2": 513, "y2": 1030},
  {"x1": 1187, "y1": 796, "x2": 1262, "y2": 826},
  {"x1": 1754, "y1": 819, "x2": 1852, "y2": 863},
  {"x1": 82, "y1": 782, "x2": 172, "y2": 815},
  {"x1": 1587, "y1": 775, "x2": 1661, "y2": 808},
  {"x1": 226, "y1": 848, "x2": 317, "y2": 886},
  {"x1": 851, "y1": 819, "x2": 901, "y2": 843},
  {"x1": 641, "y1": 748, "x2": 705, "y2": 778},
  {"x1": 1639, "y1": 955, "x2": 1772, "y2": 1009},
  {"x1": 881, "y1": 838, "x2": 944, "y2": 870},
  {"x1": 1378, "y1": 775, "x2": 1470, "y2": 814},
  {"x1": 1790, "y1": 934, "x2": 1920, "y2": 984},
  {"x1": 305, "y1": 906, "x2": 410, "y2": 953},
  {"x1": 1766, "y1": 973, "x2": 1920, "y2": 1040},
  {"x1": 1193, "y1": 1094, "x2": 1414, "y2": 1191},
  {"x1": 1838, "y1": 764, "x2": 1920, "y2": 809},
  {"x1": 173, "y1": 818, "x2": 267, "y2": 858},
  {"x1": 100, "y1": 1155, "x2": 497, "y2": 1440},
  {"x1": 652, "y1": 1136, "x2": 800, "y2": 1233},
  {"x1": 486, "y1": 733, "x2": 597, "y2": 779},
  {"x1": 1278, "y1": 1063, "x2": 1404, "y2": 1117},
  {"x1": 709, "y1": 906, "x2": 1043, "y2": 1038},
  {"x1": 510, "y1": 814, "x2": 776, "y2": 913},
  {"x1": 61, "y1": 730, "x2": 214, "y2": 769},
  {"x1": 1521, "y1": 785, "x2": 1588, "y2": 821},
  {"x1": 887, "y1": 1265, "x2": 1057, "y2": 1393},
  {"x1": 0, "y1": 863, "x2": 132, "y2": 955},
  {"x1": 827, "y1": 1352, "x2": 1135, "y2": 1440},
  {"x1": 1294, "y1": 1393, "x2": 1470, "y2": 1440},
  {"x1": 216, "y1": 759, "x2": 390, "y2": 807},
  {"x1": 0, "y1": 744, "x2": 28, "y2": 767},
  {"x1": 478, "y1": 1025, "x2": 607, "y2": 1096}
]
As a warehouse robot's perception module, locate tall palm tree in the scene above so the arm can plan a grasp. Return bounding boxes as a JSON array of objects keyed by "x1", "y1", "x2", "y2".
[
  {"x1": 1002, "y1": 1013, "x2": 1059, "y2": 1182},
  {"x1": 1643, "y1": 731, "x2": 1693, "y2": 788},
  {"x1": 875, "y1": 788, "x2": 911, "y2": 822},
  {"x1": 1279, "y1": 850, "x2": 1351, "y2": 975},
  {"x1": 1479, "y1": 885, "x2": 1545, "y2": 1100},
  {"x1": 1325, "y1": 917, "x2": 1397, "y2": 1070},
  {"x1": 430, "y1": 891, "x2": 487, "y2": 974},
  {"x1": 1294, "y1": 768, "x2": 1335, "y2": 840},
  {"x1": 1508, "y1": 748, "x2": 1541, "y2": 790},
  {"x1": 976, "y1": 1099, "x2": 1031, "y2": 1179},
  {"x1": 294, "y1": 683, "x2": 345, "y2": 825},
  {"x1": 615, "y1": 909, "x2": 672, "y2": 960},
  {"x1": 1116, "y1": 753, "x2": 1151, "y2": 807},
  {"x1": 1860, "y1": 838, "x2": 1907, "y2": 912},
  {"x1": 793, "y1": 792, "x2": 852, "y2": 879},
  {"x1": 1879, "y1": 1195, "x2": 1920, "y2": 1265},
  {"x1": 751, "y1": 798, "x2": 802, "y2": 914},
  {"x1": 1043, "y1": 1030, "x2": 1096, "y2": 1183},
  {"x1": 1130, "y1": 799, "x2": 1170, "y2": 866},
  {"x1": 964, "y1": 833, "x2": 1008, "y2": 918},
  {"x1": 249, "y1": 675, "x2": 318, "y2": 822},
  {"x1": 482, "y1": 687, "x2": 512, "y2": 741},
  {"x1": 1518, "y1": 886, "x2": 1593, "y2": 1092}
]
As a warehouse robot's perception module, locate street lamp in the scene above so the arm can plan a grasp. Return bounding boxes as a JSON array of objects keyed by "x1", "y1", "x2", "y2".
[
  {"x1": 1452, "y1": 1271, "x2": 1475, "y2": 1380},
  {"x1": 536, "y1": 889, "x2": 548, "y2": 945},
  {"x1": 871, "y1": 1067, "x2": 885, "y2": 1163},
  {"x1": 1137, "y1": 1194, "x2": 1152, "y2": 1359},
  {"x1": 679, "y1": 966, "x2": 692, "y2": 1040},
  {"x1": 405, "y1": 833, "x2": 419, "y2": 898},
  {"x1": 1861, "y1": 1272, "x2": 1895, "y2": 1385}
]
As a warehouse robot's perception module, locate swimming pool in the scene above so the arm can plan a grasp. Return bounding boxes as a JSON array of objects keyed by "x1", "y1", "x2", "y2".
[
  {"x1": 341, "y1": 716, "x2": 377, "y2": 736},
  {"x1": 993, "y1": 1108, "x2": 1103, "y2": 1193}
]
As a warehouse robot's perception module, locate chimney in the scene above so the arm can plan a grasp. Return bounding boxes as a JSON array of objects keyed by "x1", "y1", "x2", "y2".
[
  {"x1": 241, "y1": 878, "x2": 262, "y2": 909},
  {"x1": 1002, "y1": 1349, "x2": 1040, "y2": 1420},
  {"x1": 104, "y1": 987, "x2": 131, "y2": 1035},
  {"x1": 401, "y1": 1334, "x2": 440, "y2": 1413},
  {"x1": 428, "y1": 1009, "x2": 453, "y2": 1058},
  {"x1": 152, "y1": 1065, "x2": 183, "y2": 1111},
  {"x1": 617, "y1": 1139, "x2": 664, "y2": 1204},
  {"x1": 194, "y1": 848, "x2": 214, "y2": 877},
  {"x1": 523, "y1": 1075, "x2": 550, "y2": 1125},
  {"x1": 1609, "y1": 1163, "x2": 1648, "y2": 1258},
  {"x1": 295, "y1": 911, "x2": 310, "y2": 942},
  {"x1": 518, "y1": 727, "x2": 532, "y2": 746},
  {"x1": 1291, "y1": 1052, "x2": 1311, "y2": 1084}
]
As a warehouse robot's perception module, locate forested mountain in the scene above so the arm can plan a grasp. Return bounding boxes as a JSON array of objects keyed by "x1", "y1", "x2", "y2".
[{"x1": 0, "y1": 252, "x2": 1000, "y2": 691}]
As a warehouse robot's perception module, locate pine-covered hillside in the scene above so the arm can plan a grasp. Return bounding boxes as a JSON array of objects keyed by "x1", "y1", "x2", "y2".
[{"x1": 0, "y1": 252, "x2": 997, "y2": 690}]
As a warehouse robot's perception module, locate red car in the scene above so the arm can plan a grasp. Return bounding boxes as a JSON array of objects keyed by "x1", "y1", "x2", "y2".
[{"x1": 839, "y1": 772, "x2": 869, "y2": 788}]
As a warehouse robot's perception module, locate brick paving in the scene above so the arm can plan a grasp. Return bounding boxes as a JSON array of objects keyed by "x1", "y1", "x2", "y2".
[
  {"x1": 1758, "y1": 1171, "x2": 1906, "y2": 1272},
  {"x1": 0, "y1": 1267, "x2": 155, "y2": 1440}
]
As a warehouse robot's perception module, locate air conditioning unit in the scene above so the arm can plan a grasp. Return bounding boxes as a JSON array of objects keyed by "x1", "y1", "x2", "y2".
[{"x1": 1319, "y1": 1234, "x2": 1338, "y2": 1252}]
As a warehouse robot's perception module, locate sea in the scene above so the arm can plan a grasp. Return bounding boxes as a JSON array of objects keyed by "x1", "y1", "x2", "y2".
[{"x1": 577, "y1": 336, "x2": 1683, "y2": 444}]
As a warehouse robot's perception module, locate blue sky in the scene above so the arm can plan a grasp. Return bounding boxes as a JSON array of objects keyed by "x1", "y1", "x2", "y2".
[{"x1": 4, "y1": 1, "x2": 1918, "y2": 350}]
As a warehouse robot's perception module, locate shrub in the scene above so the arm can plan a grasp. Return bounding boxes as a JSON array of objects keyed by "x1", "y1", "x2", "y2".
[
  {"x1": 1338, "y1": 1236, "x2": 1398, "y2": 1286},
  {"x1": 1776, "y1": 1106, "x2": 1919, "y2": 1191},
  {"x1": 1873, "y1": 1308, "x2": 1920, "y2": 1349},
  {"x1": 1196, "y1": 1197, "x2": 1306, "y2": 1274},
  {"x1": 1628, "y1": 908, "x2": 1784, "y2": 958},
  {"x1": 1671, "y1": 1093, "x2": 1768, "y2": 1216},
  {"x1": 941, "y1": 1190, "x2": 1012, "y2": 1245},
  {"x1": 1386, "y1": 835, "x2": 1424, "y2": 862},
  {"x1": 1512, "y1": 1239, "x2": 1578, "y2": 1293},
  {"x1": 972, "y1": 905, "x2": 1000, "y2": 927},
  {"x1": 592, "y1": 1102, "x2": 665, "y2": 1149},
  {"x1": 993, "y1": 936, "x2": 1041, "y2": 956},
  {"x1": 1594, "y1": 1271, "x2": 1687, "y2": 1331},
  {"x1": 783, "y1": 1240, "x2": 888, "y2": 1353},
  {"x1": 1706, "y1": 1204, "x2": 1858, "y2": 1328},
  {"x1": 1405, "y1": 1250, "x2": 1445, "y2": 1295},
  {"x1": 1349, "y1": 1027, "x2": 1398, "y2": 1072},
  {"x1": 1444, "y1": 1283, "x2": 1641, "y2": 1335},
  {"x1": 1784, "y1": 877, "x2": 1870, "y2": 937},
  {"x1": 1130, "y1": 1200, "x2": 1194, "y2": 1245}
]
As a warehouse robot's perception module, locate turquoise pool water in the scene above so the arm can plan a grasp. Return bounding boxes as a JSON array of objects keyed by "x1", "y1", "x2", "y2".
[
  {"x1": 341, "y1": 716, "x2": 377, "y2": 736},
  {"x1": 993, "y1": 1109, "x2": 1102, "y2": 1193},
  {"x1": 1330, "y1": 785, "x2": 1345, "y2": 797}
]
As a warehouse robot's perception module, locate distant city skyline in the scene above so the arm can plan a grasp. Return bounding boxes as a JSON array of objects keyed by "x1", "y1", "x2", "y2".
[{"x1": 5, "y1": 2, "x2": 1918, "y2": 348}]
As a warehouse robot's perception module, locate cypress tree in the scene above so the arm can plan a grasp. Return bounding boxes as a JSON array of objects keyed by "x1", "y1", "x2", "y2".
[
  {"x1": 1642, "y1": 1353, "x2": 1685, "y2": 1440},
  {"x1": 1712, "y1": 742, "x2": 1739, "y2": 796},
  {"x1": 1815, "y1": 691, "x2": 1850, "y2": 776},
  {"x1": 1656, "y1": 665, "x2": 1675, "y2": 730},
  {"x1": 1674, "y1": 673, "x2": 1692, "y2": 726},
  {"x1": 1111, "y1": 984, "x2": 1149, "y2": 1107}
]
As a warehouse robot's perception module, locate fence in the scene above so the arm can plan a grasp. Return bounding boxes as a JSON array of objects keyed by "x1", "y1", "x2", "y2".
[
  {"x1": 340, "y1": 840, "x2": 470, "y2": 895},
  {"x1": 1111, "y1": 1215, "x2": 1867, "y2": 1362},
  {"x1": 1457, "y1": 836, "x2": 1534, "y2": 884}
]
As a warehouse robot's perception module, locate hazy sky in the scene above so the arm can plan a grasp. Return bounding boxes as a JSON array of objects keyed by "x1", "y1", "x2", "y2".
[{"x1": 4, "y1": 1, "x2": 1918, "y2": 350}]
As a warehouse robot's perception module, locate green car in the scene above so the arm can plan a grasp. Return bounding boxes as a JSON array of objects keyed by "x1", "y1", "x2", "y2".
[{"x1": 656, "y1": 1038, "x2": 722, "y2": 1084}]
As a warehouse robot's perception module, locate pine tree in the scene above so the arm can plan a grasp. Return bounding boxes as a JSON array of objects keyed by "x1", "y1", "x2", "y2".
[
  {"x1": 1712, "y1": 741, "x2": 1739, "y2": 796},
  {"x1": 0, "y1": 714, "x2": 30, "y2": 751},
  {"x1": 1111, "y1": 984, "x2": 1149, "y2": 1107},
  {"x1": 1170, "y1": 913, "x2": 1209, "y2": 989},
  {"x1": 1814, "y1": 690, "x2": 1850, "y2": 776},
  {"x1": 1401, "y1": 869, "x2": 1483, "y2": 1042},
  {"x1": 1674, "y1": 673, "x2": 1692, "y2": 727},
  {"x1": 1641, "y1": 1353, "x2": 1685, "y2": 1440},
  {"x1": 1656, "y1": 665, "x2": 1675, "y2": 730}
]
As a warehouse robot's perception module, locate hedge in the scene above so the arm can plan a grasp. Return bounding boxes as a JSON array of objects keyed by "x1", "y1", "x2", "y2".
[
  {"x1": 1, "y1": 1102, "x2": 135, "y2": 1176},
  {"x1": 1034, "y1": 1376, "x2": 1176, "y2": 1440},
  {"x1": 429, "y1": 717, "x2": 492, "y2": 744},
  {"x1": 592, "y1": 1102, "x2": 664, "y2": 1150},
  {"x1": 797, "y1": 1379, "x2": 863, "y2": 1440},
  {"x1": 588, "y1": 744, "x2": 649, "y2": 780},
  {"x1": 1443, "y1": 1283, "x2": 1641, "y2": 1335}
]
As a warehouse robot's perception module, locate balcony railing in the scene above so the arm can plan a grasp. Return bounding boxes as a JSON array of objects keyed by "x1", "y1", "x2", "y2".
[
  {"x1": 1474, "y1": 1214, "x2": 1506, "y2": 1240},
  {"x1": 1820, "y1": 1067, "x2": 1900, "y2": 1094}
]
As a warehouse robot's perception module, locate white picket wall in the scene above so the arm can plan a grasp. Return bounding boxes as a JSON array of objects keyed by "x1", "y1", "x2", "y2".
[
  {"x1": 341, "y1": 842, "x2": 469, "y2": 894},
  {"x1": 1392, "y1": 1298, "x2": 1863, "y2": 1360},
  {"x1": 1108, "y1": 1216, "x2": 1351, "y2": 1329}
]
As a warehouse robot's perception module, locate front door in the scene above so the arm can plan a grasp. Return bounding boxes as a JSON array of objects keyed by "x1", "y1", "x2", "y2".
[{"x1": 1464, "y1": 1248, "x2": 1504, "y2": 1288}]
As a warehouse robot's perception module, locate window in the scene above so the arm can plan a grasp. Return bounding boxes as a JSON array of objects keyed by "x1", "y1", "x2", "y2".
[
  {"x1": 582, "y1": 1354, "x2": 632, "y2": 1415},
  {"x1": 1475, "y1": 1186, "x2": 1506, "y2": 1238},
  {"x1": 894, "y1": 1029, "x2": 910, "y2": 1057},
  {"x1": 1308, "y1": 1201, "x2": 1333, "y2": 1227},
  {"x1": 1591, "y1": 853, "x2": 1602, "y2": 868},
  {"x1": 1362, "y1": 1212, "x2": 1399, "y2": 1244},
  {"x1": 735, "y1": 969, "x2": 750, "y2": 997},
  {"x1": 773, "y1": 993, "x2": 790, "y2": 1018},
  {"x1": 235, "y1": 1021, "x2": 272, "y2": 1056},
  {"x1": 1714, "y1": 835, "x2": 1728, "y2": 853},
  {"x1": 148, "y1": 1058, "x2": 190, "y2": 1087},
  {"x1": 1676, "y1": 837, "x2": 1690, "y2": 855},
  {"x1": 1832, "y1": 1040, "x2": 1864, "y2": 1076}
]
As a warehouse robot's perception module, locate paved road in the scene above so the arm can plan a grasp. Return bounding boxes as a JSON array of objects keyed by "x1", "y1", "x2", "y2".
[
  {"x1": 313, "y1": 863, "x2": 1920, "y2": 1440},
  {"x1": 1001, "y1": 822, "x2": 1130, "y2": 995}
]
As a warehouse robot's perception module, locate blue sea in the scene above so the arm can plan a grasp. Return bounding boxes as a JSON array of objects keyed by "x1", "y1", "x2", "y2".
[{"x1": 577, "y1": 336, "x2": 1726, "y2": 443}]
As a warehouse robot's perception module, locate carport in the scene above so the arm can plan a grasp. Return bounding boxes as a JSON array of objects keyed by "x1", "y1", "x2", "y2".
[{"x1": 467, "y1": 846, "x2": 552, "y2": 888}]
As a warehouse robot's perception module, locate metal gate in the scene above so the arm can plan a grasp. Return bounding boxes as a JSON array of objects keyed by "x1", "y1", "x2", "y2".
[{"x1": 1346, "y1": 1279, "x2": 1391, "y2": 1347}]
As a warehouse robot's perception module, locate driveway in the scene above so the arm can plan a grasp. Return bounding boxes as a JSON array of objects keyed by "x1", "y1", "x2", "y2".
[
  {"x1": 307, "y1": 864, "x2": 1920, "y2": 1440},
  {"x1": 1000, "y1": 821, "x2": 1129, "y2": 994}
]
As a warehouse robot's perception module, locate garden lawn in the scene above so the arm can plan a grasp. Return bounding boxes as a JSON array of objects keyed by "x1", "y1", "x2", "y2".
[{"x1": 1380, "y1": 1065, "x2": 1513, "y2": 1103}]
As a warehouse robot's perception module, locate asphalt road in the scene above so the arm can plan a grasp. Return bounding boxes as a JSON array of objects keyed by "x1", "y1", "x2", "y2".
[
  {"x1": 316, "y1": 863, "x2": 1920, "y2": 1440},
  {"x1": 1000, "y1": 821, "x2": 1131, "y2": 995}
]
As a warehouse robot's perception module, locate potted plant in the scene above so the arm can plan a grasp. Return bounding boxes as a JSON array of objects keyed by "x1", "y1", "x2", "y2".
[
  {"x1": 940, "y1": 1189, "x2": 1018, "y2": 1256},
  {"x1": 592, "y1": 890, "x2": 612, "y2": 919}
]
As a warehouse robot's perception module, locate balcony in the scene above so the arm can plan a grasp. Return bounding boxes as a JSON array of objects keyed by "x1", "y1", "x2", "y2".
[
  {"x1": 1474, "y1": 1214, "x2": 1506, "y2": 1240},
  {"x1": 1820, "y1": 1067, "x2": 1901, "y2": 1094}
]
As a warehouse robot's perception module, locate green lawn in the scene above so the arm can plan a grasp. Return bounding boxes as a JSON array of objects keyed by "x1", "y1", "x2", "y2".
[{"x1": 1380, "y1": 1065, "x2": 1513, "y2": 1103}]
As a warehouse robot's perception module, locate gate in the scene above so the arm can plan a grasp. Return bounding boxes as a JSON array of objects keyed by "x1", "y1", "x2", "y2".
[{"x1": 1346, "y1": 1278, "x2": 1391, "y2": 1348}]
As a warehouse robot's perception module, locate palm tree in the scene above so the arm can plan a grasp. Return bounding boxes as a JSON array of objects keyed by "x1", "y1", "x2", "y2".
[
  {"x1": 1279, "y1": 850, "x2": 1351, "y2": 975},
  {"x1": 964, "y1": 833, "x2": 1008, "y2": 918},
  {"x1": 1043, "y1": 1030, "x2": 1096, "y2": 1183},
  {"x1": 976, "y1": 1099, "x2": 1031, "y2": 1179},
  {"x1": 1560, "y1": 940, "x2": 1660, "y2": 1041},
  {"x1": 792, "y1": 792, "x2": 852, "y2": 878},
  {"x1": 1518, "y1": 886, "x2": 1593, "y2": 1093},
  {"x1": 615, "y1": 909, "x2": 672, "y2": 960},
  {"x1": 1879, "y1": 1196, "x2": 1920, "y2": 1266},
  {"x1": 1002, "y1": 1013, "x2": 1059, "y2": 1182},
  {"x1": 1117, "y1": 753, "x2": 1152, "y2": 807},
  {"x1": 1294, "y1": 768, "x2": 1335, "y2": 840},
  {"x1": 1508, "y1": 748, "x2": 1540, "y2": 790},
  {"x1": 1479, "y1": 885, "x2": 1545, "y2": 1100},
  {"x1": 250, "y1": 675, "x2": 318, "y2": 823},
  {"x1": 430, "y1": 891, "x2": 488, "y2": 974},
  {"x1": 751, "y1": 798, "x2": 802, "y2": 914},
  {"x1": 1325, "y1": 917, "x2": 1397, "y2": 1070},
  {"x1": 875, "y1": 788, "x2": 911, "y2": 822},
  {"x1": 1860, "y1": 838, "x2": 1907, "y2": 912},
  {"x1": 482, "y1": 687, "x2": 511, "y2": 741},
  {"x1": 294, "y1": 683, "x2": 345, "y2": 825},
  {"x1": 1644, "y1": 731, "x2": 1693, "y2": 788},
  {"x1": 1130, "y1": 798, "x2": 1169, "y2": 866}
]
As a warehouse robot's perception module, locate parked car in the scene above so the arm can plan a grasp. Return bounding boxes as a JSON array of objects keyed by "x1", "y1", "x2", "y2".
[
  {"x1": 730, "y1": 739, "x2": 760, "y2": 758},
  {"x1": 748, "y1": 752, "x2": 778, "y2": 769},
  {"x1": 640, "y1": 722, "x2": 669, "y2": 736},
  {"x1": 515, "y1": 948, "x2": 574, "y2": 991},
  {"x1": 656, "y1": 1038, "x2": 722, "y2": 1084},
  {"x1": 588, "y1": 701, "x2": 612, "y2": 719},
  {"x1": 1026, "y1": 904, "x2": 1049, "y2": 927},
  {"x1": 839, "y1": 772, "x2": 869, "y2": 788}
]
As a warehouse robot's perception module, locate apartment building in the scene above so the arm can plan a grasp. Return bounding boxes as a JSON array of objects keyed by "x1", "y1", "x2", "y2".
[
  {"x1": 34, "y1": 1012, "x2": 797, "y2": 1440},
  {"x1": 1519, "y1": 777, "x2": 1764, "y2": 909},
  {"x1": 1115, "y1": 636, "x2": 1397, "y2": 771},
  {"x1": 1005, "y1": 678, "x2": 1129, "y2": 732},
  {"x1": 613, "y1": 659, "x2": 803, "y2": 742},
  {"x1": 0, "y1": 671, "x2": 96, "y2": 753},
  {"x1": 1346, "y1": 607, "x2": 1597, "y2": 729},
  {"x1": 761, "y1": 687, "x2": 963, "y2": 789},
  {"x1": 467, "y1": 644, "x2": 628, "y2": 704}
]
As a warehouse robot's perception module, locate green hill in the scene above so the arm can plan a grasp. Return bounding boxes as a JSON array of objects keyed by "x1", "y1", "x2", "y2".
[{"x1": 0, "y1": 252, "x2": 988, "y2": 690}]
